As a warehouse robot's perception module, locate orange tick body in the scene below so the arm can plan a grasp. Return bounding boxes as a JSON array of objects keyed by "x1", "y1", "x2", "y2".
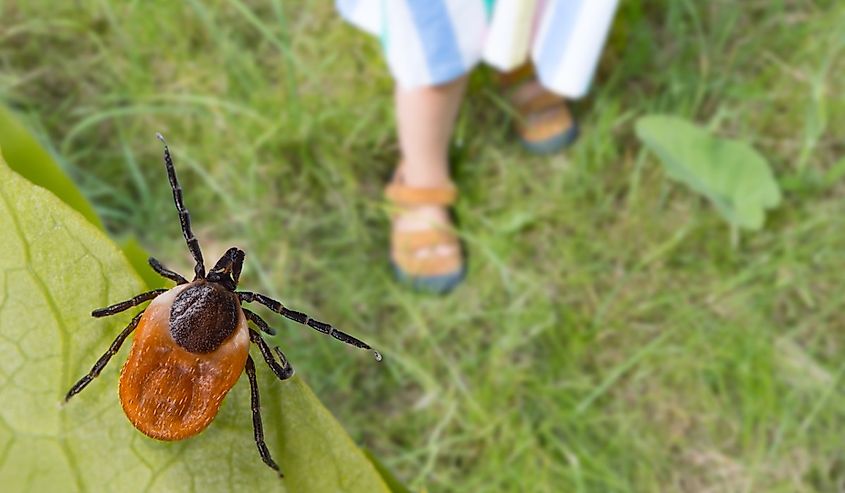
[
  {"x1": 65, "y1": 134, "x2": 381, "y2": 476},
  {"x1": 119, "y1": 282, "x2": 249, "y2": 440}
]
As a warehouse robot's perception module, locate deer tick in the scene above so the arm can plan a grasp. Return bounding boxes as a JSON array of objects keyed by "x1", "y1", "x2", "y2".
[{"x1": 65, "y1": 133, "x2": 381, "y2": 477}]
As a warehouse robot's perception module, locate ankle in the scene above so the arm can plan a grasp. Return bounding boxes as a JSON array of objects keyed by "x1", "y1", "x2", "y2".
[{"x1": 397, "y1": 160, "x2": 452, "y2": 189}]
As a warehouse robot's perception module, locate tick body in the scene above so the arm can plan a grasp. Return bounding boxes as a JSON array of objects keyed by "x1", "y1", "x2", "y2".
[
  {"x1": 119, "y1": 281, "x2": 249, "y2": 440},
  {"x1": 65, "y1": 134, "x2": 380, "y2": 476}
]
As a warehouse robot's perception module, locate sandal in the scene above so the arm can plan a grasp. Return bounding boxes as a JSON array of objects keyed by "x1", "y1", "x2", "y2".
[
  {"x1": 385, "y1": 173, "x2": 465, "y2": 293},
  {"x1": 500, "y1": 63, "x2": 579, "y2": 154}
]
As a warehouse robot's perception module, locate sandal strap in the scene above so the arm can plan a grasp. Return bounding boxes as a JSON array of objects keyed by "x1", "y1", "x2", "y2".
[
  {"x1": 385, "y1": 172, "x2": 464, "y2": 278},
  {"x1": 392, "y1": 229, "x2": 457, "y2": 250},
  {"x1": 499, "y1": 62, "x2": 535, "y2": 89},
  {"x1": 385, "y1": 182, "x2": 457, "y2": 207},
  {"x1": 514, "y1": 91, "x2": 565, "y2": 116},
  {"x1": 394, "y1": 250, "x2": 463, "y2": 277},
  {"x1": 500, "y1": 63, "x2": 566, "y2": 116},
  {"x1": 392, "y1": 229, "x2": 462, "y2": 276}
]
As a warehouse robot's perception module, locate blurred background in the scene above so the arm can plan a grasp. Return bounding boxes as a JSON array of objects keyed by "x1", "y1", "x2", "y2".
[{"x1": 2, "y1": 0, "x2": 844, "y2": 491}]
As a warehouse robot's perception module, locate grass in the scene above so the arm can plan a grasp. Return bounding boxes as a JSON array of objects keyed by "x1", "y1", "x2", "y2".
[{"x1": 2, "y1": 0, "x2": 845, "y2": 491}]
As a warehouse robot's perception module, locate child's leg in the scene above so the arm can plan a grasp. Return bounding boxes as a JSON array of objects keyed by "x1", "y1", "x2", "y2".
[
  {"x1": 387, "y1": 76, "x2": 468, "y2": 291},
  {"x1": 393, "y1": 76, "x2": 466, "y2": 239},
  {"x1": 395, "y1": 75, "x2": 467, "y2": 187}
]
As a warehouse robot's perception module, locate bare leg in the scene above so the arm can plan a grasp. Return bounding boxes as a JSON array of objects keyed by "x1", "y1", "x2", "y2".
[
  {"x1": 395, "y1": 76, "x2": 467, "y2": 187},
  {"x1": 148, "y1": 257, "x2": 188, "y2": 285},
  {"x1": 245, "y1": 355, "x2": 282, "y2": 477},
  {"x1": 91, "y1": 289, "x2": 167, "y2": 318},
  {"x1": 65, "y1": 311, "x2": 144, "y2": 401},
  {"x1": 393, "y1": 77, "x2": 467, "y2": 261}
]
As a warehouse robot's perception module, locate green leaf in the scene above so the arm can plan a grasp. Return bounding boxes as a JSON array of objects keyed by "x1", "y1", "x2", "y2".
[
  {"x1": 635, "y1": 115, "x2": 781, "y2": 230},
  {"x1": 0, "y1": 149, "x2": 391, "y2": 492},
  {"x1": 0, "y1": 105, "x2": 103, "y2": 230},
  {"x1": 363, "y1": 450, "x2": 413, "y2": 493},
  {"x1": 0, "y1": 105, "x2": 169, "y2": 290}
]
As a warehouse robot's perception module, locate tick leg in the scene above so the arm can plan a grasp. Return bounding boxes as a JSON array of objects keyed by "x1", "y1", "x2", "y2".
[
  {"x1": 242, "y1": 308, "x2": 276, "y2": 335},
  {"x1": 92, "y1": 289, "x2": 167, "y2": 318},
  {"x1": 244, "y1": 309, "x2": 294, "y2": 380},
  {"x1": 156, "y1": 133, "x2": 206, "y2": 280},
  {"x1": 238, "y1": 292, "x2": 381, "y2": 360},
  {"x1": 247, "y1": 327, "x2": 294, "y2": 381},
  {"x1": 245, "y1": 355, "x2": 283, "y2": 477},
  {"x1": 65, "y1": 311, "x2": 144, "y2": 401},
  {"x1": 148, "y1": 257, "x2": 188, "y2": 285}
]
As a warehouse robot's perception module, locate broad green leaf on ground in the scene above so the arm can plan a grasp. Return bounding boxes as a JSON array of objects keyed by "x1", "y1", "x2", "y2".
[
  {"x1": 635, "y1": 115, "x2": 781, "y2": 230},
  {"x1": 0, "y1": 150, "x2": 391, "y2": 493}
]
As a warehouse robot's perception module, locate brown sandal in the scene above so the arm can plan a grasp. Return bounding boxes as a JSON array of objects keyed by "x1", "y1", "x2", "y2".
[
  {"x1": 500, "y1": 63, "x2": 579, "y2": 154},
  {"x1": 385, "y1": 175, "x2": 465, "y2": 293}
]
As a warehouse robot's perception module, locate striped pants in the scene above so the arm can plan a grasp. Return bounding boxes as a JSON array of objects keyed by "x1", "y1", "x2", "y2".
[{"x1": 337, "y1": 0, "x2": 618, "y2": 99}]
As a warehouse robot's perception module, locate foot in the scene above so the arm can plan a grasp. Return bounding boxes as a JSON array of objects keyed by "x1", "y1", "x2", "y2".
[
  {"x1": 501, "y1": 67, "x2": 579, "y2": 154},
  {"x1": 386, "y1": 167, "x2": 465, "y2": 293},
  {"x1": 393, "y1": 198, "x2": 456, "y2": 261}
]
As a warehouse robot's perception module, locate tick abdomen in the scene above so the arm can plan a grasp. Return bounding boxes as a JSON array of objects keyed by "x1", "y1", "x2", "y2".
[
  {"x1": 169, "y1": 281, "x2": 240, "y2": 353},
  {"x1": 118, "y1": 284, "x2": 250, "y2": 441}
]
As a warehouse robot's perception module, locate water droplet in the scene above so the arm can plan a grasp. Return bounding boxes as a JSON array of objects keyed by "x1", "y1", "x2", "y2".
[{"x1": 373, "y1": 350, "x2": 383, "y2": 362}]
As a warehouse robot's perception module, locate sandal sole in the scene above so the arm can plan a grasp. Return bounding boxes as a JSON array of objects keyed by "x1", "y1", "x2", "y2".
[
  {"x1": 391, "y1": 261, "x2": 466, "y2": 294},
  {"x1": 520, "y1": 123, "x2": 579, "y2": 155}
]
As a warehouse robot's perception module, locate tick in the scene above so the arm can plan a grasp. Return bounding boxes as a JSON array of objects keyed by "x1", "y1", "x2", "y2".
[{"x1": 65, "y1": 133, "x2": 381, "y2": 477}]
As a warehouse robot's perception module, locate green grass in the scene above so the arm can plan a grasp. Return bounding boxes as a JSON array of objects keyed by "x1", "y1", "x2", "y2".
[{"x1": 2, "y1": 0, "x2": 845, "y2": 491}]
